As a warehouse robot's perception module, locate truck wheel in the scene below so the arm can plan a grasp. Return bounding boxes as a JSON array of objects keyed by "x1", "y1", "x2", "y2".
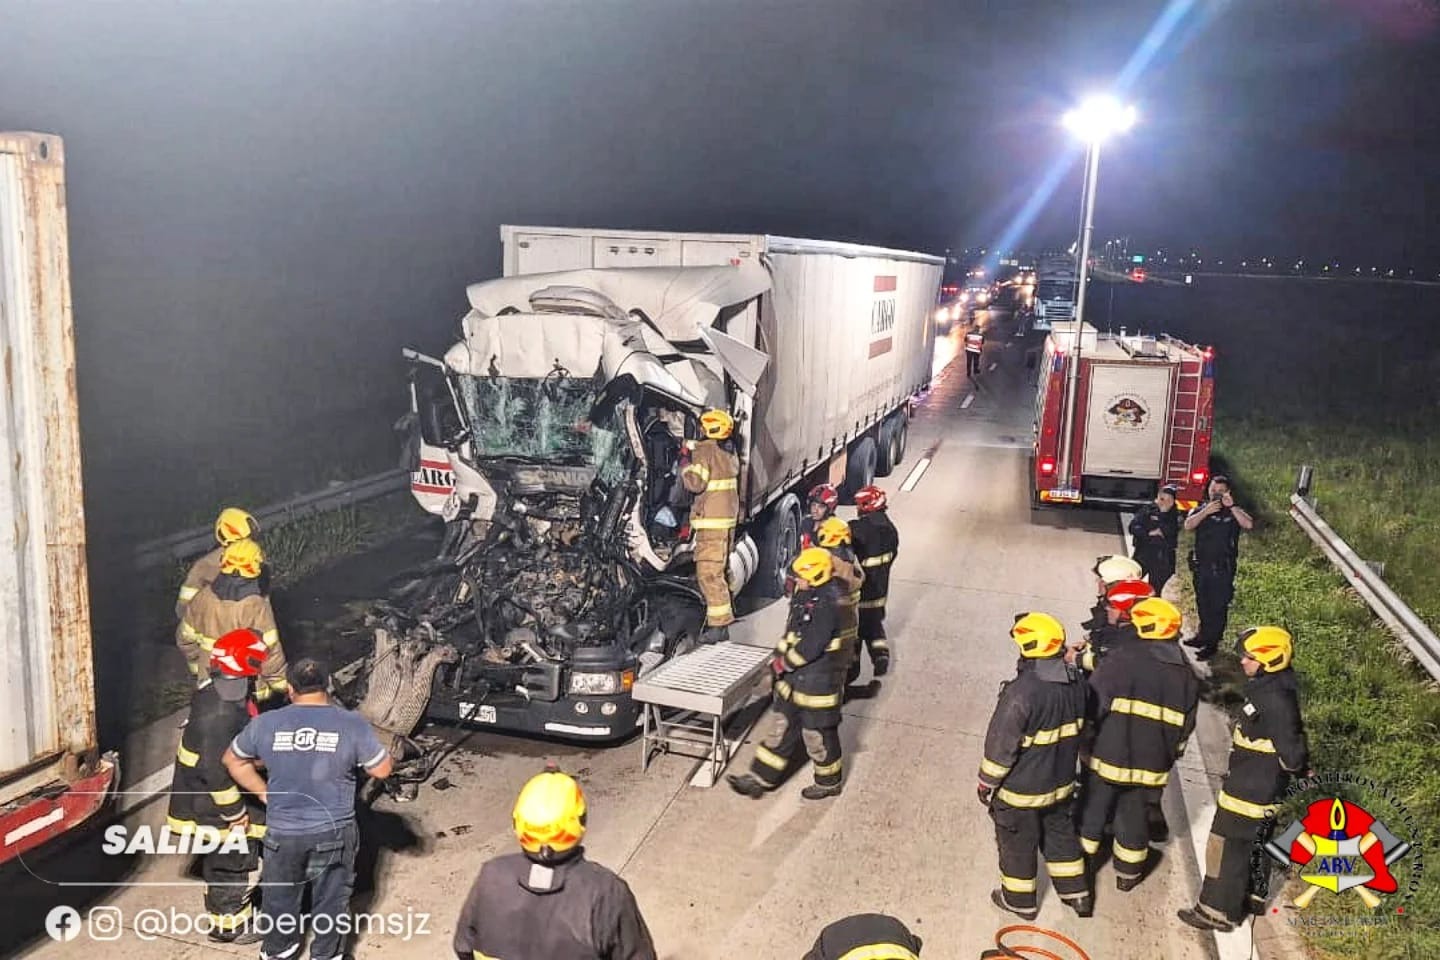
[
  {"x1": 875, "y1": 421, "x2": 898, "y2": 478},
  {"x1": 842, "y1": 436, "x2": 878, "y2": 501},
  {"x1": 750, "y1": 494, "x2": 801, "y2": 599}
]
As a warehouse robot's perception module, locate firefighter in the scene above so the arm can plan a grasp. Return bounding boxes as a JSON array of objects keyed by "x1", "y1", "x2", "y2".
[
  {"x1": 727, "y1": 547, "x2": 846, "y2": 800},
  {"x1": 803, "y1": 914, "x2": 923, "y2": 959},
  {"x1": 1072, "y1": 578, "x2": 1153, "y2": 673},
  {"x1": 800, "y1": 482, "x2": 840, "y2": 549},
  {"x1": 452, "y1": 767, "x2": 656, "y2": 959},
  {"x1": 1080, "y1": 554, "x2": 1145, "y2": 635},
  {"x1": 1129, "y1": 486, "x2": 1180, "y2": 596},
  {"x1": 1183, "y1": 474, "x2": 1254, "y2": 660},
  {"x1": 681, "y1": 408, "x2": 741, "y2": 644},
  {"x1": 178, "y1": 539, "x2": 288, "y2": 702},
  {"x1": 815, "y1": 516, "x2": 865, "y2": 686},
  {"x1": 979, "y1": 612, "x2": 1093, "y2": 922},
  {"x1": 1078, "y1": 597, "x2": 1199, "y2": 891},
  {"x1": 166, "y1": 629, "x2": 269, "y2": 943},
  {"x1": 1179, "y1": 627, "x2": 1309, "y2": 933},
  {"x1": 176, "y1": 507, "x2": 259, "y2": 619},
  {"x1": 964, "y1": 325, "x2": 985, "y2": 377},
  {"x1": 850, "y1": 484, "x2": 898, "y2": 677}
]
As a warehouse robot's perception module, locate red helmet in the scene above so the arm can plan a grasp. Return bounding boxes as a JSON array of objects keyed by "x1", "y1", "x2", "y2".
[
  {"x1": 854, "y1": 485, "x2": 888, "y2": 514},
  {"x1": 210, "y1": 628, "x2": 269, "y2": 678},
  {"x1": 1105, "y1": 578, "x2": 1155, "y2": 617},
  {"x1": 808, "y1": 483, "x2": 839, "y2": 512}
]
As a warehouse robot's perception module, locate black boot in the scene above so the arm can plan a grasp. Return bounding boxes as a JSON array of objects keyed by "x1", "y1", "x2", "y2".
[
  {"x1": 872, "y1": 653, "x2": 890, "y2": 677},
  {"x1": 209, "y1": 925, "x2": 264, "y2": 945},
  {"x1": 726, "y1": 773, "x2": 770, "y2": 797},
  {"x1": 990, "y1": 888, "x2": 1039, "y2": 921},
  {"x1": 1065, "y1": 895, "x2": 1095, "y2": 918},
  {"x1": 801, "y1": 782, "x2": 842, "y2": 800},
  {"x1": 701, "y1": 625, "x2": 730, "y2": 645},
  {"x1": 1177, "y1": 905, "x2": 1235, "y2": 932},
  {"x1": 1116, "y1": 873, "x2": 1146, "y2": 893}
]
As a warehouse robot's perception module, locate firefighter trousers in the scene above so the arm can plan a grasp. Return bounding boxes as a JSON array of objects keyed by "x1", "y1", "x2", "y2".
[
  {"x1": 1198, "y1": 829, "x2": 1267, "y2": 923},
  {"x1": 990, "y1": 799, "x2": 1090, "y2": 911},
  {"x1": 1078, "y1": 776, "x2": 1157, "y2": 882},
  {"x1": 749, "y1": 700, "x2": 842, "y2": 789},
  {"x1": 201, "y1": 843, "x2": 259, "y2": 932},
  {"x1": 1192, "y1": 565, "x2": 1235, "y2": 651},
  {"x1": 693, "y1": 530, "x2": 735, "y2": 626}
]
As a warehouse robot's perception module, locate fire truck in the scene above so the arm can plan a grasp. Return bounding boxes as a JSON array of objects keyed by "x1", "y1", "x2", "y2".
[{"x1": 1031, "y1": 322, "x2": 1214, "y2": 511}]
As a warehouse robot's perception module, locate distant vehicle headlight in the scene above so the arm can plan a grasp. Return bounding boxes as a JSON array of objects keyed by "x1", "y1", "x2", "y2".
[{"x1": 568, "y1": 670, "x2": 634, "y2": 696}]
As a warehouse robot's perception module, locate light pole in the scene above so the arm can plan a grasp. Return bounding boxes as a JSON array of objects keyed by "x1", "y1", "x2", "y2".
[{"x1": 1055, "y1": 95, "x2": 1137, "y2": 493}]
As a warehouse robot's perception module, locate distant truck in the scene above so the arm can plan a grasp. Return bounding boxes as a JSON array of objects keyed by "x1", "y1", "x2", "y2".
[
  {"x1": 382, "y1": 226, "x2": 941, "y2": 740},
  {"x1": 1031, "y1": 254, "x2": 1078, "y2": 332},
  {"x1": 1031, "y1": 322, "x2": 1215, "y2": 510},
  {"x1": 0, "y1": 133, "x2": 117, "y2": 865}
]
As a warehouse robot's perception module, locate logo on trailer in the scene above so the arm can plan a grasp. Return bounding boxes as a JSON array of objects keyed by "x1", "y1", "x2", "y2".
[
  {"x1": 1266, "y1": 796, "x2": 1414, "y2": 910},
  {"x1": 870, "y1": 275, "x2": 896, "y2": 358},
  {"x1": 1103, "y1": 395, "x2": 1148, "y2": 431}
]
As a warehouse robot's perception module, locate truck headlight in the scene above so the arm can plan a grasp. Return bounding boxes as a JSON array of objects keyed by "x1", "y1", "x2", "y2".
[{"x1": 568, "y1": 670, "x2": 635, "y2": 696}]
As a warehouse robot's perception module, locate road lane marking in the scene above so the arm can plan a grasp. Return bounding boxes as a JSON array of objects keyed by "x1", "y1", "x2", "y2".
[
  {"x1": 988, "y1": 362, "x2": 998, "y2": 371},
  {"x1": 961, "y1": 393, "x2": 975, "y2": 409},
  {"x1": 117, "y1": 767, "x2": 176, "y2": 814},
  {"x1": 899, "y1": 457, "x2": 932, "y2": 492}
]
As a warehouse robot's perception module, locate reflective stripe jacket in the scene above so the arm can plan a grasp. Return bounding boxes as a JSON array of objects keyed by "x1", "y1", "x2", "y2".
[
  {"x1": 451, "y1": 851, "x2": 656, "y2": 960},
  {"x1": 1213, "y1": 669, "x2": 1308, "y2": 837},
  {"x1": 1077, "y1": 622, "x2": 1140, "y2": 674},
  {"x1": 1088, "y1": 642, "x2": 1199, "y2": 788},
  {"x1": 680, "y1": 438, "x2": 739, "y2": 533},
  {"x1": 803, "y1": 913, "x2": 923, "y2": 960},
  {"x1": 774, "y1": 581, "x2": 844, "y2": 725},
  {"x1": 166, "y1": 683, "x2": 264, "y2": 837},
  {"x1": 175, "y1": 546, "x2": 224, "y2": 619},
  {"x1": 178, "y1": 576, "x2": 287, "y2": 699},
  {"x1": 850, "y1": 511, "x2": 899, "y2": 603},
  {"x1": 978, "y1": 657, "x2": 1088, "y2": 808},
  {"x1": 964, "y1": 331, "x2": 984, "y2": 354}
]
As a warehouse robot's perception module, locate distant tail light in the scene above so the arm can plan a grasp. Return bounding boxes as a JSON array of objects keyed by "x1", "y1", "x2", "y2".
[{"x1": 1040, "y1": 456, "x2": 1057, "y2": 477}]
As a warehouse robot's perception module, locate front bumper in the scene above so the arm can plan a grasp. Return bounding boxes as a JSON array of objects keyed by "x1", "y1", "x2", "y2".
[{"x1": 426, "y1": 688, "x2": 643, "y2": 743}]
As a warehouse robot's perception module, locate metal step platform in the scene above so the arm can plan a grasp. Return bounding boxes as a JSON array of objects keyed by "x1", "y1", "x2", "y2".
[{"x1": 631, "y1": 640, "x2": 774, "y2": 787}]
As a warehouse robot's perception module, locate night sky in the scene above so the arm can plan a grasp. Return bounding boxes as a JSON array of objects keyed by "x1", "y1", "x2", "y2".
[{"x1": 2, "y1": 0, "x2": 1437, "y2": 537}]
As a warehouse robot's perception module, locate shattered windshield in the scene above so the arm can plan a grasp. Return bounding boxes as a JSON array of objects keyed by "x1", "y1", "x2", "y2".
[{"x1": 458, "y1": 374, "x2": 625, "y2": 480}]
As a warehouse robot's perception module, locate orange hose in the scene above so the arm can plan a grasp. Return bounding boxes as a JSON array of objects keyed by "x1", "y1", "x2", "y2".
[{"x1": 984, "y1": 924, "x2": 1093, "y2": 960}]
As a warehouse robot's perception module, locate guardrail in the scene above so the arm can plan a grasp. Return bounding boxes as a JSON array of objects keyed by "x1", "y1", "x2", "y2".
[
  {"x1": 134, "y1": 468, "x2": 411, "y2": 570},
  {"x1": 1288, "y1": 465, "x2": 1440, "y2": 682}
]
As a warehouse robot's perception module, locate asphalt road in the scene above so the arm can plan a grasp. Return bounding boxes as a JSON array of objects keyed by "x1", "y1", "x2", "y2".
[{"x1": 13, "y1": 310, "x2": 1225, "y2": 960}]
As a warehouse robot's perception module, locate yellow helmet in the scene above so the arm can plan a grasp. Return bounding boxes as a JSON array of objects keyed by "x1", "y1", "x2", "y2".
[
  {"x1": 1094, "y1": 554, "x2": 1144, "y2": 585},
  {"x1": 513, "y1": 769, "x2": 587, "y2": 859},
  {"x1": 219, "y1": 539, "x2": 264, "y2": 579},
  {"x1": 1131, "y1": 598, "x2": 1183, "y2": 640},
  {"x1": 215, "y1": 507, "x2": 258, "y2": 545},
  {"x1": 791, "y1": 546, "x2": 835, "y2": 587},
  {"x1": 1011, "y1": 612, "x2": 1066, "y2": 659},
  {"x1": 816, "y1": 516, "x2": 852, "y2": 548},
  {"x1": 699, "y1": 409, "x2": 734, "y2": 440},
  {"x1": 1240, "y1": 626, "x2": 1293, "y2": 672}
]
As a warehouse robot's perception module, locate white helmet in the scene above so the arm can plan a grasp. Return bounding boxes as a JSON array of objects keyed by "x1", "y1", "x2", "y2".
[{"x1": 1094, "y1": 555, "x2": 1144, "y2": 585}]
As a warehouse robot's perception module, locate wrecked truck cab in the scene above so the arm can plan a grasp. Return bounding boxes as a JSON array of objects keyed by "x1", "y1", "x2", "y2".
[{"x1": 380, "y1": 266, "x2": 771, "y2": 740}]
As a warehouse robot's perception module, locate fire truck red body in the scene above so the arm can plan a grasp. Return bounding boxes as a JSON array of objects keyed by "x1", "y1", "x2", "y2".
[{"x1": 1031, "y1": 322, "x2": 1215, "y2": 511}]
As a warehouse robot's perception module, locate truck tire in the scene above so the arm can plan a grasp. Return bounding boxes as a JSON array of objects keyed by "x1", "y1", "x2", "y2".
[
  {"x1": 893, "y1": 413, "x2": 909, "y2": 464},
  {"x1": 875, "y1": 420, "x2": 898, "y2": 478},
  {"x1": 750, "y1": 493, "x2": 801, "y2": 599},
  {"x1": 842, "y1": 436, "x2": 878, "y2": 501}
]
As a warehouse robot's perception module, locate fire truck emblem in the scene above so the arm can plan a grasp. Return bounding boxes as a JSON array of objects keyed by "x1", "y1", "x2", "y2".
[
  {"x1": 1103, "y1": 395, "x2": 1148, "y2": 430},
  {"x1": 1265, "y1": 797, "x2": 1412, "y2": 910}
]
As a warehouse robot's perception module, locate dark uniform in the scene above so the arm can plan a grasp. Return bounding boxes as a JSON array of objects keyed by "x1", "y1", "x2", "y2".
[
  {"x1": 803, "y1": 913, "x2": 922, "y2": 960},
  {"x1": 979, "y1": 657, "x2": 1091, "y2": 914},
  {"x1": 965, "y1": 329, "x2": 985, "y2": 376},
  {"x1": 1079, "y1": 641, "x2": 1199, "y2": 886},
  {"x1": 750, "y1": 581, "x2": 846, "y2": 791},
  {"x1": 1188, "y1": 503, "x2": 1242, "y2": 655},
  {"x1": 850, "y1": 508, "x2": 899, "y2": 676},
  {"x1": 166, "y1": 683, "x2": 265, "y2": 935},
  {"x1": 451, "y1": 850, "x2": 656, "y2": 960},
  {"x1": 1130, "y1": 505, "x2": 1180, "y2": 595},
  {"x1": 1196, "y1": 669, "x2": 1308, "y2": 924}
]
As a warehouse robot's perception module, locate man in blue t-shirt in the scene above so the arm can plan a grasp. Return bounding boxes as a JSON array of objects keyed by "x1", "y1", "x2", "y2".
[{"x1": 224, "y1": 658, "x2": 392, "y2": 960}]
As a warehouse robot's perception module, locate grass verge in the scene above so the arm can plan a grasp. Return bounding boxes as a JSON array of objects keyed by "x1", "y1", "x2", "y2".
[{"x1": 1187, "y1": 416, "x2": 1439, "y2": 959}]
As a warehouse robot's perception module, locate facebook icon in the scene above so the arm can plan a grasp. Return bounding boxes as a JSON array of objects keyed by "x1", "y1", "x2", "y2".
[{"x1": 45, "y1": 906, "x2": 82, "y2": 942}]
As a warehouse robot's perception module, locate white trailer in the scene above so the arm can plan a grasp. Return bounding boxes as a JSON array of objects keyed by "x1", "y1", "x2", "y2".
[
  {"x1": 385, "y1": 226, "x2": 941, "y2": 740},
  {"x1": 0, "y1": 133, "x2": 117, "y2": 864}
]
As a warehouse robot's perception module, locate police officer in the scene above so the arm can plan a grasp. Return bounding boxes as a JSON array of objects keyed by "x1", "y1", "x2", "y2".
[
  {"x1": 176, "y1": 507, "x2": 259, "y2": 619},
  {"x1": 800, "y1": 483, "x2": 839, "y2": 549},
  {"x1": 1183, "y1": 474, "x2": 1254, "y2": 660},
  {"x1": 178, "y1": 539, "x2": 288, "y2": 703},
  {"x1": 1130, "y1": 486, "x2": 1181, "y2": 595},
  {"x1": 681, "y1": 408, "x2": 742, "y2": 643},
  {"x1": 167, "y1": 629, "x2": 269, "y2": 943},
  {"x1": 979, "y1": 613, "x2": 1093, "y2": 921},
  {"x1": 851, "y1": 484, "x2": 899, "y2": 677},
  {"x1": 803, "y1": 914, "x2": 923, "y2": 960},
  {"x1": 1179, "y1": 627, "x2": 1309, "y2": 933},
  {"x1": 1078, "y1": 598, "x2": 1199, "y2": 892},
  {"x1": 728, "y1": 547, "x2": 847, "y2": 800},
  {"x1": 815, "y1": 516, "x2": 865, "y2": 686},
  {"x1": 1080, "y1": 555, "x2": 1146, "y2": 636},
  {"x1": 452, "y1": 768, "x2": 657, "y2": 959}
]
